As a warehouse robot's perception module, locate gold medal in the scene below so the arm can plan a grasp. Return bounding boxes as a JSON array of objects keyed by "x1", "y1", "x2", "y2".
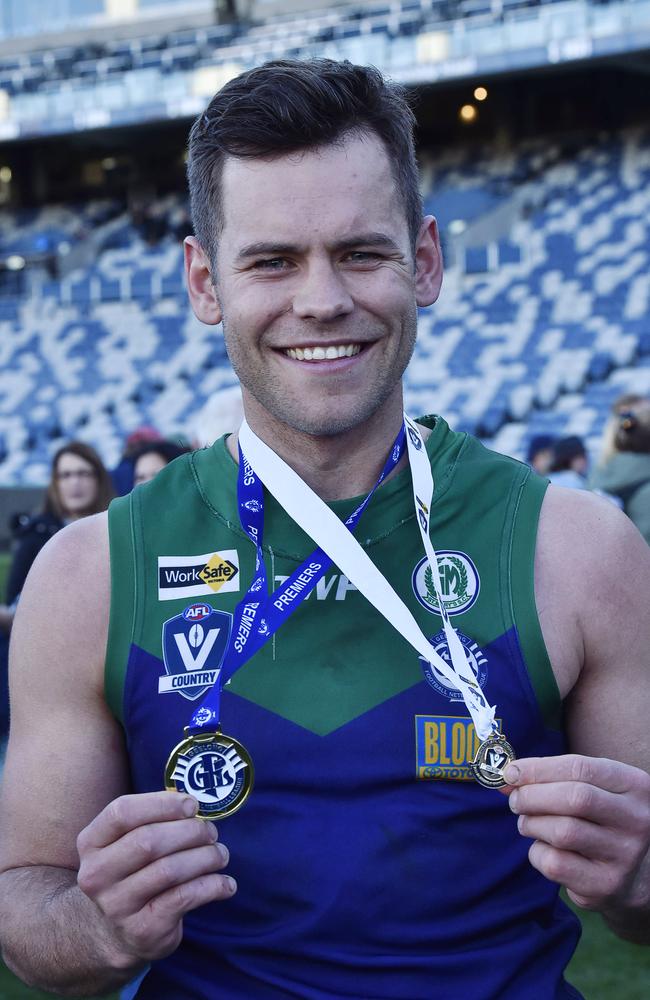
[
  {"x1": 470, "y1": 733, "x2": 516, "y2": 789},
  {"x1": 165, "y1": 728, "x2": 254, "y2": 820}
]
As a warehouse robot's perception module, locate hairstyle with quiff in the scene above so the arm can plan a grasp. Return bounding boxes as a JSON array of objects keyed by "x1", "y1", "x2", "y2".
[
  {"x1": 187, "y1": 58, "x2": 422, "y2": 267},
  {"x1": 45, "y1": 441, "x2": 114, "y2": 519}
]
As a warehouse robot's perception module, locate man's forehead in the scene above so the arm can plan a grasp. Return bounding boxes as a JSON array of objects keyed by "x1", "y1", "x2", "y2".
[
  {"x1": 219, "y1": 133, "x2": 406, "y2": 242},
  {"x1": 221, "y1": 130, "x2": 392, "y2": 183}
]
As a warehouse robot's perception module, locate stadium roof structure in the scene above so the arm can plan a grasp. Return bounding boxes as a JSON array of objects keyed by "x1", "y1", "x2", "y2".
[{"x1": 0, "y1": 0, "x2": 648, "y2": 142}]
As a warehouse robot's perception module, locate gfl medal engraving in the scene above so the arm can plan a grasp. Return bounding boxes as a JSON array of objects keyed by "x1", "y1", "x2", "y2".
[
  {"x1": 470, "y1": 733, "x2": 516, "y2": 789},
  {"x1": 165, "y1": 728, "x2": 254, "y2": 820}
]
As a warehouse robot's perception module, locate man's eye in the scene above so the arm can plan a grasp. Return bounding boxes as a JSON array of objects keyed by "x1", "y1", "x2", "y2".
[
  {"x1": 345, "y1": 251, "x2": 380, "y2": 263},
  {"x1": 252, "y1": 258, "x2": 289, "y2": 271}
]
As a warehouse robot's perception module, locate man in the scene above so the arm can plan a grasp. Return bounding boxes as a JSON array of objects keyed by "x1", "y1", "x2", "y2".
[
  {"x1": 547, "y1": 436, "x2": 589, "y2": 490},
  {"x1": 526, "y1": 433, "x2": 555, "y2": 475},
  {"x1": 0, "y1": 59, "x2": 648, "y2": 999},
  {"x1": 590, "y1": 398, "x2": 650, "y2": 543}
]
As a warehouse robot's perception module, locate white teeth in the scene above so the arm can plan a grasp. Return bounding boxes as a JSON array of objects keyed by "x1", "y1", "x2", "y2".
[{"x1": 285, "y1": 344, "x2": 361, "y2": 361}]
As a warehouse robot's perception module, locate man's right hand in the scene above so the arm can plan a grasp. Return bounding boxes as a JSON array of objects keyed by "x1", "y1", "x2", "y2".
[
  {"x1": 77, "y1": 791, "x2": 235, "y2": 967},
  {"x1": 0, "y1": 517, "x2": 237, "y2": 994}
]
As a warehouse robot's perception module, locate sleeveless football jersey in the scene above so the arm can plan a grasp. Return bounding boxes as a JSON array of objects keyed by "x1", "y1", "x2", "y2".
[{"x1": 106, "y1": 416, "x2": 583, "y2": 1000}]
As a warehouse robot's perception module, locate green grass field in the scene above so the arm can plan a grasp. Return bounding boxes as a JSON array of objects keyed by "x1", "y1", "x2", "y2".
[
  {"x1": 0, "y1": 965, "x2": 116, "y2": 1000},
  {"x1": 0, "y1": 557, "x2": 648, "y2": 998}
]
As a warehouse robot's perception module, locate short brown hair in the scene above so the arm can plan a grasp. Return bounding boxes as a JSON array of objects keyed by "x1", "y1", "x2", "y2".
[
  {"x1": 187, "y1": 58, "x2": 422, "y2": 266},
  {"x1": 45, "y1": 441, "x2": 114, "y2": 519}
]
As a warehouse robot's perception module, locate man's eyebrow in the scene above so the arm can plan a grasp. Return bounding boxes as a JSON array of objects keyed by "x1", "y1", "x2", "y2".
[
  {"x1": 333, "y1": 232, "x2": 403, "y2": 254},
  {"x1": 236, "y1": 241, "x2": 302, "y2": 261},
  {"x1": 236, "y1": 232, "x2": 402, "y2": 260}
]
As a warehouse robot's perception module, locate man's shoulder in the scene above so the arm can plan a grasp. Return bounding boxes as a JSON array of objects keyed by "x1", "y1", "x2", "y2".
[
  {"x1": 25, "y1": 512, "x2": 110, "y2": 605},
  {"x1": 11, "y1": 513, "x2": 111, "y2": 696},
  {"x1": 534, "y1": 486, "x2": 650, "y2": 697},
  {"x1": 540, "y1": 484, "x2": 637, "y2": 548},
  {"x1": 47, "y1": 509, "x2": 108, "y2": 554},
  {"x1": 538, "y1": 485, "x2": 650, "y2": 626}
]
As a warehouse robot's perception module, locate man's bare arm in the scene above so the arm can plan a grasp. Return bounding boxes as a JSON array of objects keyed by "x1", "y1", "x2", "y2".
[
  {"x1": 0, "y1": 515, "x2": 234, "y2": 996},
  {"x1": 506, "y1": 488, "x2": 650, "y2": 943}
]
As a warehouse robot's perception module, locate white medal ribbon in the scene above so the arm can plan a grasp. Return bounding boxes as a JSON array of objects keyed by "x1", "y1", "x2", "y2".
[{"x1": 238, "y1": 415, "x2": 497, "y2": 741}]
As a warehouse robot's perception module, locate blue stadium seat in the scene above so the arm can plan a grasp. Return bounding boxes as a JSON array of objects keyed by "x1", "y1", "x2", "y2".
[{"x1": 1, "y1": 125, "x2": 649, "y2": 480}]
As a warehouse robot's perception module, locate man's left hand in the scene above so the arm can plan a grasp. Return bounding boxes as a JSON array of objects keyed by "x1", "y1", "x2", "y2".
[{"x1": 502, "y1": 754, "x2": 650, "y2": 912}]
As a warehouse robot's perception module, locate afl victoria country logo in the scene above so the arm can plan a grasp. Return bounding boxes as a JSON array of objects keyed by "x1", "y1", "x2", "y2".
[
  {"x1": 412, "y1": 550, "x2": 479, "y2": 616},
  {"x1": 159, "y1": 604, "x2": 232, "y2": 701}
]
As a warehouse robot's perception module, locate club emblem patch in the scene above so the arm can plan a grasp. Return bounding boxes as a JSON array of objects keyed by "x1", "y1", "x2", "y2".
[
  {"x1": 420, "y1": 629, "x2": 488, "y2": 701},
  {"x1": 159, "y1": 604, "x2": 232, "y2": 701},
  {"x1": 412, "y1": 550, "x2": 479, "y2": 616}
]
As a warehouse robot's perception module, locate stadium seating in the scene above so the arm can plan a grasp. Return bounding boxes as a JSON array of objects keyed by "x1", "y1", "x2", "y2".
[
  {"x1": 0, "y1": 1, "x2": 627, "y2": 104},
  {"x1": 0, "y1": 123, "x2": 648, "y2": 484},
  {"x1": 405, "y1": 125, "x2": 650, "y2": 462}
]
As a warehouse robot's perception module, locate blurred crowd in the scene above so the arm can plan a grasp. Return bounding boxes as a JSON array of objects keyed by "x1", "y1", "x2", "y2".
[
  {"x1": 527, "y1": 393, "x2": 650, "y2": 544},
  {"x1": 0, "y1": 386, "x2": 245, "y2": 745}
]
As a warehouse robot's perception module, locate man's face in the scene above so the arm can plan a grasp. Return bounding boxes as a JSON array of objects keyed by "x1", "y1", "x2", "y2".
[{"x1": 187, "y1": 131, "x2": 442, "y2": 438}]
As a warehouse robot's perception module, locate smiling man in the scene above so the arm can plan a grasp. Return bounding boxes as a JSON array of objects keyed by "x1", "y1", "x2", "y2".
[{"x1": 0, "y1": 59, "x2": 649, "y2": 1000}]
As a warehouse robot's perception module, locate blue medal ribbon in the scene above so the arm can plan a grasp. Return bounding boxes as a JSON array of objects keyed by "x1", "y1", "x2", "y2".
[{"x1": 187, "y1": 424, "x2": 407, "y2": 733}]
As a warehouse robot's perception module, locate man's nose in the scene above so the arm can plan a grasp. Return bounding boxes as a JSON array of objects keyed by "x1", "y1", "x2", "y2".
[{"x1": 292, "y1": 261, "x2": 354, "y2": 322}]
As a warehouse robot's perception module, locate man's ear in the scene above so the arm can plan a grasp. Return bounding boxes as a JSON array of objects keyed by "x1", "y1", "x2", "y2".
[
  {"x1": 414, "y1": 216, "x2": 443, "y2": 307},
  {"x1": 184, "y1": 236, "x2": 222, "y2": 325}
]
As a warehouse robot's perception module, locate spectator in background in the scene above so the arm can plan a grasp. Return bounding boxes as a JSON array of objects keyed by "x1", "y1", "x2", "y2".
[
  {"x1": 0, "y1": 442, "x2": 113, "y2": 744},
  {"x1": 547, "y1": 435, "x2": 589, "y2": 489},
  {"x1": 111, "y1": 426, "x2": 163, "y2": 496},
  {"x1": 1, "y1": 441, "x2": 114, "y2": 626},
  {"x1": 594, "y1": 393, "x2": 646, "y2": 469},
  {"x1": 589, "y1": 399, "x2": 650, "y2": 544},
  {"x1": 526, "y1": 433, "x2": 555, "y2": 475},
  {"x1": 133, "y1": 440, "x2": 191, "y2": 487}
]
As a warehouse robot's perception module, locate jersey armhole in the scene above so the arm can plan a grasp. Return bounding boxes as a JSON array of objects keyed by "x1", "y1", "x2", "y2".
[
  {"x1": 105, "y1": 493, "x2": 137, "y2": 724},
  {"x1": 510, "y1": 470, "x2": 563, "y2": 731}
]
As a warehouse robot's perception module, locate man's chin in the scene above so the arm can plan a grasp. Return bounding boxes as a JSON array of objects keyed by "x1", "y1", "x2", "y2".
[
  {"x1": 272, "y1": 406, "x2": 379, "y2": 439},
  {"x1": 242, "y1": 380, "x2": 401, "y2": 440}
]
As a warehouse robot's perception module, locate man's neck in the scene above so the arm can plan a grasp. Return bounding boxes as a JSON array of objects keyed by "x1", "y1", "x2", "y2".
[{"x1": 227, "y1": 402, "x2": 422, "y2": 501}]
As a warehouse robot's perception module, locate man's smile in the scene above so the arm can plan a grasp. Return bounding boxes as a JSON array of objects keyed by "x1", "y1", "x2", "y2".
[{"x1": 283, "y1": 344, "x2": 362, "y2": 362}]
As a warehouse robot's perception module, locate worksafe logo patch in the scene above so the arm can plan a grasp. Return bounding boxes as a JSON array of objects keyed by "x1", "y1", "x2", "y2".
[
  {"x1": 159, "y1": 603, "x2": 232, "y2": 701},
  {"x1": 415, "y1": 715, "x2": 501, "y2": 781},
  {"x1": 158, "y1": 550, "x2": 240, "y2": 601},
  {"x1": 412, "y1": 551, "x2": 479, "y2": 616}
]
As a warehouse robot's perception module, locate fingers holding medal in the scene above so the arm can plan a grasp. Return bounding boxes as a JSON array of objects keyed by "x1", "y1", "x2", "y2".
[
  {"x1": 165, "y1": 729, "x2": 254, "y2": 820},
  {"x1": 470, "y1": 734, "x2": 517, "y2": 789}
]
